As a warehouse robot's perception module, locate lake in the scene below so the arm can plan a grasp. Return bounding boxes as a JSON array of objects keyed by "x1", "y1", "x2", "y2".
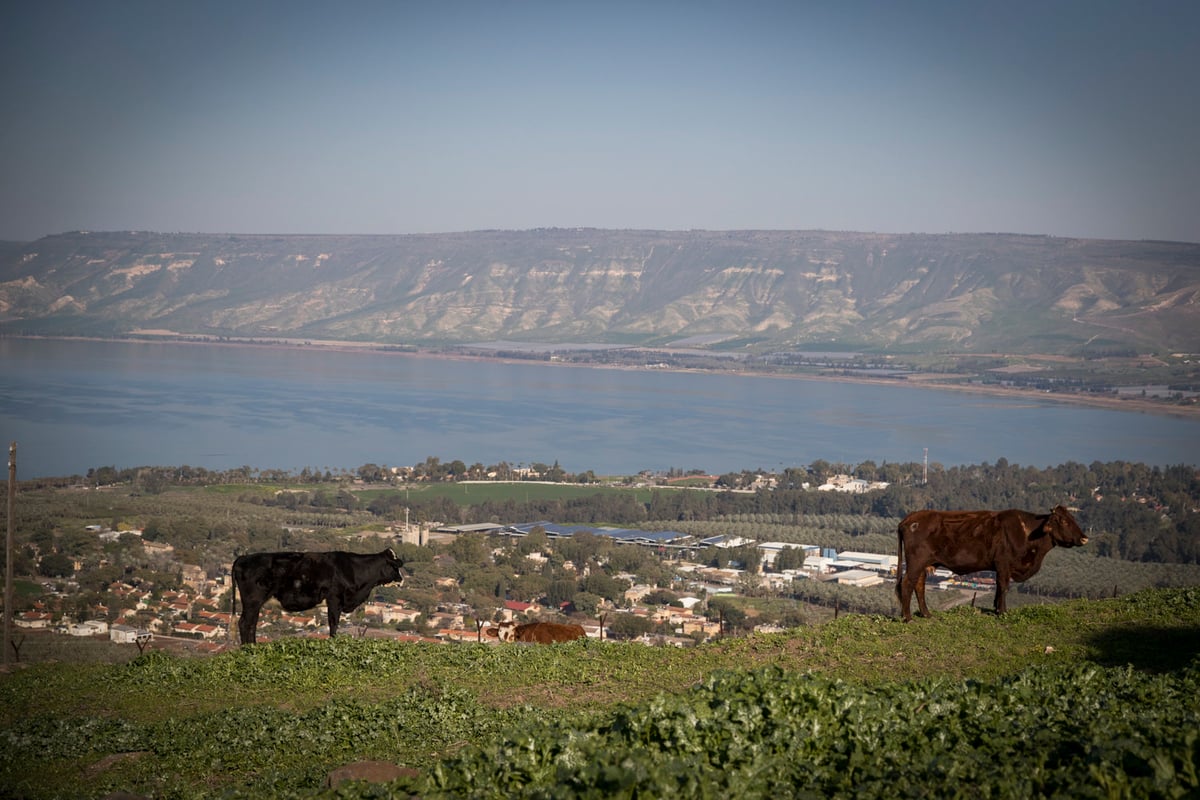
[{"x1": 2, "y1": 337, "x2": 1197, "y2": 479}]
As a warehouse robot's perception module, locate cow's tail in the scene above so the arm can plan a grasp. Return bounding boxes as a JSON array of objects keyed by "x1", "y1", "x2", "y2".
[
  {"x1": 229, "y1": 566, "x2": 238, "y2": 644},
  {"x1": 894, "y1": 521, "x2": 905, "y2": 601}
]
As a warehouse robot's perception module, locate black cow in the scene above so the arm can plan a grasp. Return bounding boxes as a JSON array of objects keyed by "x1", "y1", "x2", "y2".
[
  {"x1": 231, "y1": 548, "x2": 405, "y2": 644},
  {"x1": 895, "y1": 505, "x2": 1087, "y2": 622}
]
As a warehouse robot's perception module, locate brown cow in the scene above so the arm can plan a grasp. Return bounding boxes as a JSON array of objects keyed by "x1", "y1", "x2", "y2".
[
  {"x1": 895, "y1": 505, "x2": 1087, "y2": 622},
  {"x1": 485, "y1": 620, "x2": 586, "y2": 643}
]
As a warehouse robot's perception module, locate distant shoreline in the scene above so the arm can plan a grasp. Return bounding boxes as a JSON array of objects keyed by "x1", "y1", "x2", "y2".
[{"x1": 12, "y1": 331, "x2": 1200, "y2": 422}]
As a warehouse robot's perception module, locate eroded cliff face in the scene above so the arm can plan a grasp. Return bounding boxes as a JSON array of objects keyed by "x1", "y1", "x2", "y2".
[{"x1": 2, "y1": 228, "x2": 1197, "y2": 353}]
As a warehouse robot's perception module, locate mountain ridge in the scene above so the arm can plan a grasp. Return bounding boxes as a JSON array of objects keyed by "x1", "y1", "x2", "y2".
[{"x1": 1, "y1": 228, "x2": 1197, "y2": 354}]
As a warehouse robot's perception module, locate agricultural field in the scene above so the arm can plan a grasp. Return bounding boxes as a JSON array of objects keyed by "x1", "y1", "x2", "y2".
[{"x1": 1, "y1": 588, "x2": 1198, "y2": 798}]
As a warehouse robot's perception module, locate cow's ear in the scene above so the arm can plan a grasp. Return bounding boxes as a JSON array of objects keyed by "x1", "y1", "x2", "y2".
[
  {"x1": 1036, "y1": 515, "x2": 1058, "y2": 539},
  {"x1": 1026, "y1": 517, "x2": 1050, "y2": 539}
]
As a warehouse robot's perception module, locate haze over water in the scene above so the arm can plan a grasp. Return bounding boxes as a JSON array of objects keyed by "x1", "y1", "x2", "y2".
[{"x1": 2, "y1": 338, "x2": 1197, "y2": 480}]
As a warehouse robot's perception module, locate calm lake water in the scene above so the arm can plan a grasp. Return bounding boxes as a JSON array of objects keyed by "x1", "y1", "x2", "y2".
[{"x1": 2, "y1": 337, "x2": 1198, "y2": 479}]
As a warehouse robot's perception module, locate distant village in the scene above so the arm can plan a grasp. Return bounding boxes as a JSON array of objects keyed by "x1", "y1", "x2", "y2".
[{"x1": 11, "y1": 474, "x2": 989, "y2": 651}]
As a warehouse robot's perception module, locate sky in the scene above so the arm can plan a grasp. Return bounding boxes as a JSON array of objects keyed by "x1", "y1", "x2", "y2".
[{"x1": 2, "y1": 0, "x2": 1198, "y2": 243}]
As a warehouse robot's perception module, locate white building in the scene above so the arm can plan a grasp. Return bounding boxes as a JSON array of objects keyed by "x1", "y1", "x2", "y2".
[
  {"x1": 757, "y1": 542, "x2": 819, "y2": 567},
  {"x1": 109, "y1": 624, "x2": 151, "y2": 644},
  {"x1": 836, "y1": 551, "x2": 898, "y2": 573},
  {"x1": 833, "y1": 569, "x2": 884, "y2": 587},
  {"x1": 68, "y1": 620, "x2": 109, "y2": 636},
  {"x1": 817, "y1": 475, "x2": 891, "y2": 493}
]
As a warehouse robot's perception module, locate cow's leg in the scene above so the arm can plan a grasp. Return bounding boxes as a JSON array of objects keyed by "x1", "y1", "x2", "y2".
[
  {"x1": 326, "y1": 598, "x2": 341, "y2": 638},
  {"x1": 238, "y1": 600, "x2": 261, "y2": 645},
  {"x1": 994, "y1": 571, "x2": 1010, "y2": 615},
  {"x1": 898, "y1": 568, "x2": 916, "y2": 622},
  {"x1": 915, "y1": 569, "x2": 931, "y2": 618}
]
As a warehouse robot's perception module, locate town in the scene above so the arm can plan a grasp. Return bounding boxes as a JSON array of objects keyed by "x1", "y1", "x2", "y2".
[
  {"x1": 13, "y1": 511, "x2": 990, "y2": 654},
  {"x1": 10, "y1": 456, "x2": 1197, "y2": 661}
]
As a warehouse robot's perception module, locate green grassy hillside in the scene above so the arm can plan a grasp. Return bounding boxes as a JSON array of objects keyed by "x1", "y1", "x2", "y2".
[{"x1": 1, "y1": 588, "x2": 1197, "y2": 798}]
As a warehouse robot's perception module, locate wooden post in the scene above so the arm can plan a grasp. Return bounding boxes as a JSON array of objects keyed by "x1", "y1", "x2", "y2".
[{"x1": 4, "y1": 443, "x2": 15, "y2": 668}]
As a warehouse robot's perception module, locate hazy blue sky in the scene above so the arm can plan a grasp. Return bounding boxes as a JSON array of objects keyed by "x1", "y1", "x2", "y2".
[{"x1": 2, "y1": 1, "x2": 1197, "y2": 242}]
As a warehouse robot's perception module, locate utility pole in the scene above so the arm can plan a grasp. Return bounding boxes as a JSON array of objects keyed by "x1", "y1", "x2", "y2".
[
  {"x1": 923, "y1": 448, "x2": 928, "y2": 485},
  {"x1": 4, "y1": 443, "x2": 15, "y2": 668}
]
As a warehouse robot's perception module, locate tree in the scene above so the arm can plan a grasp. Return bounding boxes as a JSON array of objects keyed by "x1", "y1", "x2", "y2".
[
  {"x1": 357, "y1": 463, "x2": 387, "y2": 483},
  {"x1": 545, "y1": 578, "x2": 580, "y2": 608},
  {"x1": 707, "y1": 598, "x2": 746, "y2": 634},
  {"x1": 557, "y1": 531, "x2": 606, "y2": 565},
  {"x1": 729, "y1": 544, "x2": 761, "y2": 573},
  {"x1": 38, "y1": 552, "x2": 75, "y2": 578},
  {"x1": 583, "y1": 572, "x2": 629, "y2": 604},
  {"x1": 606, "y1": 613, "x2": 654, "y2": 640},
  {"x1": 511, "y1": 573, "x2": 550, "y2": 603},
  {"x1": 447, "y1": 534, "x2": 488, "y2": 566},
  {"x1": 572, "y1": 591, "x2": 604, "y2": 616},
  {"x1": 775, "y1": 546, "x2": 806, "y2": 571},
  {"x1": 511, "y1": 526, "x2": 546, "y2": 555},
  {"x1": 643, "y1": 589, "x2": 677, "y2": 606}
]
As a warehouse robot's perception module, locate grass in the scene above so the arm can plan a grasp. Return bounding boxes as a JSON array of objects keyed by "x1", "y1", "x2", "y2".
[{"x1": 1, "y1": 588, "x2": 1198, "y2": 798}]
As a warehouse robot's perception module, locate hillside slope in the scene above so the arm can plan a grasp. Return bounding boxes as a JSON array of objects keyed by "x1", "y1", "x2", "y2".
[{"x1": 2, "y1": 229, "x2": 1197, "y2": 354}]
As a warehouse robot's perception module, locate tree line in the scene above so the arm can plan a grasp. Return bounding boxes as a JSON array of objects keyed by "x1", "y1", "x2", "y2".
[{"x1": 362, "y1": 459, "x2": 1200, "y2": 565}]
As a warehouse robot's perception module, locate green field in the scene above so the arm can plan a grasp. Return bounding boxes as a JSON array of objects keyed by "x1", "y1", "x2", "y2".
[
  {"x1": 2, "y1": 588, "x2": 1198, "y2": 799},
  {"x1": 350, "y1": 480, "x2": 660, "y2": 506}
]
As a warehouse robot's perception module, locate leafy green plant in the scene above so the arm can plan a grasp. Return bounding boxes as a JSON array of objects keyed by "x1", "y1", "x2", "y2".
[{"x1": 1, "y1": 588, "x2": 1198, "y2": 798}]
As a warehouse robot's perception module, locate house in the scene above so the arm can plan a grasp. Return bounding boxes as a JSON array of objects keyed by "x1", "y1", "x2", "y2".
[
  {"x1": 16, "y1": 611, "x2": 53, "y2": 629},
  {"x1": 180, "y1": 564, "x2": 206, "y2": 590},
  {"x1": 697, "y1": 568, "x2": 741, "y2": 585},
  {"x1": 174, "y1": 622, "x2": 223, "y2": 640},
  {"x1": 67, "y1": 620, "x2": 109, "y2": 636},
  {"x1": 362, "y1": 601, "x2": 417, "y2": 624},
  {"x1": 197, "y1": 609, "x2": 233, "y2": 628},
  {"x1": 279, "y1": 613, "x2": 319, "y2": 630},
  {"x1": 164, "y1": 601, "x2": 191, "y2": 618},
  {"x1": 758, "y1": 573, "x2": 794, "y2": 592},
  {"x1": 624, "y1": 584, "x2": 658, "y2": 604},
  {"x1": 501, "y1": 600, "x2": 537, "y2": 620},
  {"x1": 109, "y1": 624, "x2": 150, "y2": 644},
  {"x1": 427, "y1": 611, "x2": 464, "y2": 630},
  {"x1": 832, "y1": 569, "x2": 884, "y2": 587},
  {"x1": 99, "y1": 528, "x2": 142, "y2": 542},
  {"x1": 817, "y1": 475, "x2": 890, "y2": 493}
]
